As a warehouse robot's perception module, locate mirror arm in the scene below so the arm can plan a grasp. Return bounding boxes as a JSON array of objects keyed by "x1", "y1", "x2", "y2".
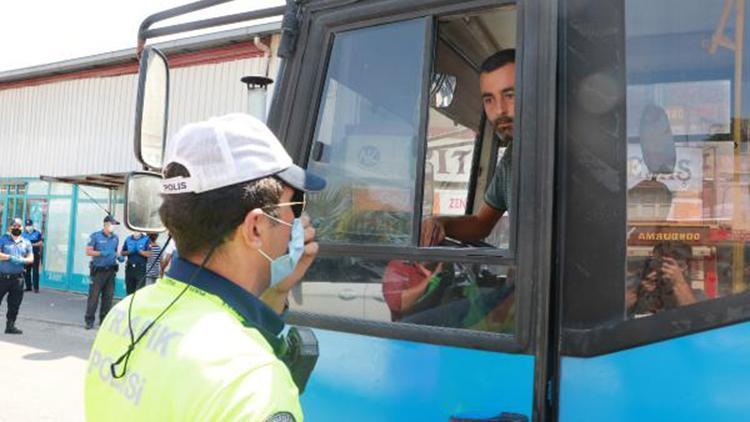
[{"x1": 137, "y1": 0, "x2": 286, "y2": 57}]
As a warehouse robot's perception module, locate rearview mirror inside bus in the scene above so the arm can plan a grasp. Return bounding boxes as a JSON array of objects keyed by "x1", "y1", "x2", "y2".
[
  {"x1": 125, "y1": 172, "x2": 166, "y2": 233},
  {"x1": 431, "y1": 73, "x2": 457, "y2": 108},
  {"x1": 135, "y1": 47, "x2": 170, "y2": 172}
]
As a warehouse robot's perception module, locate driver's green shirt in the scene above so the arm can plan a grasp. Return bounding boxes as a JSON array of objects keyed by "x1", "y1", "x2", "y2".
[
  {"x1": 484, "y1": 145, "x2": 512, "y2": 214},
  {"x1": 84, "y1": 257, "x2": 302, "y2": 421}
]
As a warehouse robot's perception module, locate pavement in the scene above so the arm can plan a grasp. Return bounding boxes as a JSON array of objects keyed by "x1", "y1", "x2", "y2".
[{"x1": 0, "y1": 289, "x2": 105, "y2": 422}]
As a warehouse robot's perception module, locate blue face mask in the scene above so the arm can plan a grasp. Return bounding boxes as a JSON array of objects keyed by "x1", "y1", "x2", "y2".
[{"x1": 259, "y1": 216, "x2": 304, "y2": 288}]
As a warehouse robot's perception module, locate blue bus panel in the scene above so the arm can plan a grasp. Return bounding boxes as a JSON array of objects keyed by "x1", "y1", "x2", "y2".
[{"x1": 301, "y1": 329, "x2": 535, "y2": 421}]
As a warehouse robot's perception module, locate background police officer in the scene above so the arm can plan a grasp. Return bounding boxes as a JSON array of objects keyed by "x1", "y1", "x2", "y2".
[
  {"x1": 120, "y1": 232, "x2": 149, "y2": 294},
  {"x1": 22, "y1": 218, "x2": 43, "y2": 293},
  {"x1": 84, "y1": 215, "x2": 120, "y2": 330},
  {"x1": 85, "y1": 114, "x2": 325, "y2": 421},
  {"x1": 0, "y1": 218, "x2": 33, "y2": 334}
]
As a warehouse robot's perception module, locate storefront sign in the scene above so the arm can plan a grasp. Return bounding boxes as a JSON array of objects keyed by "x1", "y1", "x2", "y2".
[
  {"x1": 628, "y1": 225, "x2": 709, "y2": 245},
  {"x1": 627, "y1": 144, "x2": 703, "y2": 192},
  {"x1": 433, "y1": 189, "x2": 468, "y2": 216}
]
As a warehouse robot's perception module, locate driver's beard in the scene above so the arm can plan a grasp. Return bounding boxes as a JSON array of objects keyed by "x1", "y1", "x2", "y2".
[{"x1": 495, "y1": 131, "x2": 513, "y2": 148}]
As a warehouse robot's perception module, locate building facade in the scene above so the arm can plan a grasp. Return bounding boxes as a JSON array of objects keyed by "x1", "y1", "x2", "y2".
[{"x1": 0, "y1": 24, "x2": 281, "y2": 296}]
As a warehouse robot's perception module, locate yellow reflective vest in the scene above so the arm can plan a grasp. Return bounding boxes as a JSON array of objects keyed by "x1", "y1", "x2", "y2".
[{"x1": 84, "y1": 257, "x2": 302, "y2": 421}]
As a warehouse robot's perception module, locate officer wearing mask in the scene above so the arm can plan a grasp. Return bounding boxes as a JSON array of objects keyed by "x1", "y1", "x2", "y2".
[
  {"x1": 0, "y1": 218, "x2": 33, "y2": 334},
  {"x1": 22, "y1": 219, "x2": 43, "y2": 293},
  {"x1": 120, "y1": 232, "x2": 150, "y2": 294},
  {"x1": 84, "y1": 215, "x2": 120, "y2": 330},
  {"x1": 85, "y1": 114, "x2": 325, "y2": 421}
]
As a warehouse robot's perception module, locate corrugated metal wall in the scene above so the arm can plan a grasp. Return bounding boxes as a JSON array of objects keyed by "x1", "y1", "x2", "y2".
[{"x1": 0, "y1": 36, "x2": 279, "y2": 178}]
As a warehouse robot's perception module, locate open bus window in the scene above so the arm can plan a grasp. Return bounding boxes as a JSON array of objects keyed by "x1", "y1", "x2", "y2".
[
  {"x1": 421, "y1": 7, "x2": 516, "y2": 250},
  {"x1": 625, "y1": 0, "x2": 750, "y2": 318},
  {"x1": 298, "y1": 6, "x2": 518, "y2": 335}
]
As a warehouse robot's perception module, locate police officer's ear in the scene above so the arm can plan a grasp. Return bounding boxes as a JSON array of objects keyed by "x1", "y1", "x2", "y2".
[{"x1": 239, "y1": 208, "x2": 267, "y2": 249}]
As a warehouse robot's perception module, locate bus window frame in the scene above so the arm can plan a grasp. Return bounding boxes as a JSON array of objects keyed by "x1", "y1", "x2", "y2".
[
  {"x1": 557, "y1": 0, "x2": 750, "y2": 358},
  {"x1": 272, "y1": 0, "x2": 556, "y2": 360}
]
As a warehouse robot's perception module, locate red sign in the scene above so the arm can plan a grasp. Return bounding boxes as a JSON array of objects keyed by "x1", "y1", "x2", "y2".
[{"x1": 708, "y1": 228, "x2": 750, "y2": 242}]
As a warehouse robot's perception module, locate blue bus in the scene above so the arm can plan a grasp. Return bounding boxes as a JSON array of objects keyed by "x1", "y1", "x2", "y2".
[{"x1": 128, "y1": 0, "x2": 750, "y2": 420}]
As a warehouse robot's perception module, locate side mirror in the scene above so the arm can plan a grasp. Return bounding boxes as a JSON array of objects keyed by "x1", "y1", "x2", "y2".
[
  {"x1": 125, "y1": 172, "x2": 166, "y2": 233},
  {"x1": 135, "y1": 47, "x2": 170, "y2": 171},
  {"x1": 430, "y1": 73, "x2": 457, "y2": 109}
]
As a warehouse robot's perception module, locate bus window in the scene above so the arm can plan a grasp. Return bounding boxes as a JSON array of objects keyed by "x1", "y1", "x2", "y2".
[
  {"x1": 304, "y1": 19, "x2": 426, "y2": 247},
  {"x1": 625, "y1": 0, "x2": 750, "y2": 318},
  {"x1": 422, "y1": 7, "x2": 516, "y2": 251},
  {"x1": 298, "y1": 6, "x2": 518, "y2": 335}
]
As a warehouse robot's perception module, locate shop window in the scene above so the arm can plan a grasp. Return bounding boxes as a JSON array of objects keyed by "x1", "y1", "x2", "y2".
[{"x1": 45, "y1": 198, "x2": 72, "y2": 276}]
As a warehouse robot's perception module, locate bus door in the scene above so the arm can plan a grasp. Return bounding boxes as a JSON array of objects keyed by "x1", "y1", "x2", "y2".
[
  {"x1": 557, "y1": 0, "x2": 750, "y2": 419},
  {"x1": 272, "y1": 0, "x2": 557, "y2": 420}
]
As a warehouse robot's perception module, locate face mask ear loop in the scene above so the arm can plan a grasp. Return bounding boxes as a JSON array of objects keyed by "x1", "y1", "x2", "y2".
[
  {"x1": 262, "y1": 212, "x2": 292, "y2": 227},
  {"x1": 257, "y1": 248, "x2": 273, "y2": 262}
]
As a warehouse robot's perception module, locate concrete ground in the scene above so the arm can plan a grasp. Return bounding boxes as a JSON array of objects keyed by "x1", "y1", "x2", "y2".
[{"x1": 0, "y1": 289, "x2": 102, "y2": 422}]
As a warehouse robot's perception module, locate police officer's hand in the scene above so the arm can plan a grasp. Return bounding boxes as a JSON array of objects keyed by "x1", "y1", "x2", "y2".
[
  {"x1": 9, "y1": 256, "x2": 25, "y2": 265},
  {"x1": 273, "y1": 214, "x2": 318, "y2": 293},
  {"x1": 261, "y1": 215, "x2": 318, "y2": 314},
  {"x1": 420, "y1": 217, "x2": 446, "y2": 246}
]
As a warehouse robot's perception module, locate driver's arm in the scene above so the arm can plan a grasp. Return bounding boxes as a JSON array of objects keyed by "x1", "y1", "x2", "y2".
[
  {"x1": 441, "y1": 204, "x2": 504, "y2": 242},
  {"x1": 420, "y1": 204, "x2": 504, "y2": 246}
]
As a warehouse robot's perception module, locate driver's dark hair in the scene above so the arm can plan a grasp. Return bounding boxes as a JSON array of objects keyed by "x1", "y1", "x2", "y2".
[
  {"x1": 480, "y1": 49, "x2": 515, "y2": 74},
  {"x1": 159, "y1": 163, "x2": 284, "y2": 257}
]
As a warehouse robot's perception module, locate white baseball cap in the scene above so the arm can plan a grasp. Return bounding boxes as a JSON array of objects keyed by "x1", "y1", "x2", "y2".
[{"x1": 161, "y1": 113, "x2": 325, "y2": 194}]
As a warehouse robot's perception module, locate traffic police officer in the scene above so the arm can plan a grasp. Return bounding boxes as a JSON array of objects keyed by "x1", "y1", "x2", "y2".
[
  {"x1": 0, "y1": 218, "x2": 33, "y2": 334},
  {"x1": 22, "y1": 219, "x2": 43, "y2": 293},
  {"x1": 85, "y1": 114, "x2": 325, "y2": 421},
  {"x1": 84, "y1": 215, "x2": 120, "y2": 330},
  {"x1": 120, "y1": 232, "x2": 149, "y2": 294}
]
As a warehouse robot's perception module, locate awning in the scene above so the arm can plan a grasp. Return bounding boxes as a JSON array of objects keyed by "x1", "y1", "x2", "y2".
[{"x1": 40, "y1": 173, "x2": 127, "y2": 189}]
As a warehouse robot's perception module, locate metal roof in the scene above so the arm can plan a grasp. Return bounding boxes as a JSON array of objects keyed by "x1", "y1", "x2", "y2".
[
  {"x1": 40, "y1": 173, "x2": 128, "y2": 190},
  {"x1": 0, "y1": 20, "x2": 281, "y2": 84}
]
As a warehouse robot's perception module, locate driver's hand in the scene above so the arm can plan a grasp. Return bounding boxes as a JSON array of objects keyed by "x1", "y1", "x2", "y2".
[{"x1": 420, "y1": 217, "x2": 445, "y2": 247}]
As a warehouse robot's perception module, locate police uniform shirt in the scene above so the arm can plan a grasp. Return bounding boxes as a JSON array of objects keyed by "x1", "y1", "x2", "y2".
[
  {"x1": 0, "y1": 234, "x2": 32, "y2": 274},
  {"x1": 84, "y1": 257, "x2": 303, "y2": 421},
  {"x1": 88, "y1": 230, "x2": 119, "y2": 268},
  {"x1": 21, "y1": 229, "x2": 43, "y2": 255},
  {"x1": 484, "y1": 144, "x2": 513, "y2": 214},
  {"x1": 122, "y1": 235, "x2": 150, "y2": 265}
]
